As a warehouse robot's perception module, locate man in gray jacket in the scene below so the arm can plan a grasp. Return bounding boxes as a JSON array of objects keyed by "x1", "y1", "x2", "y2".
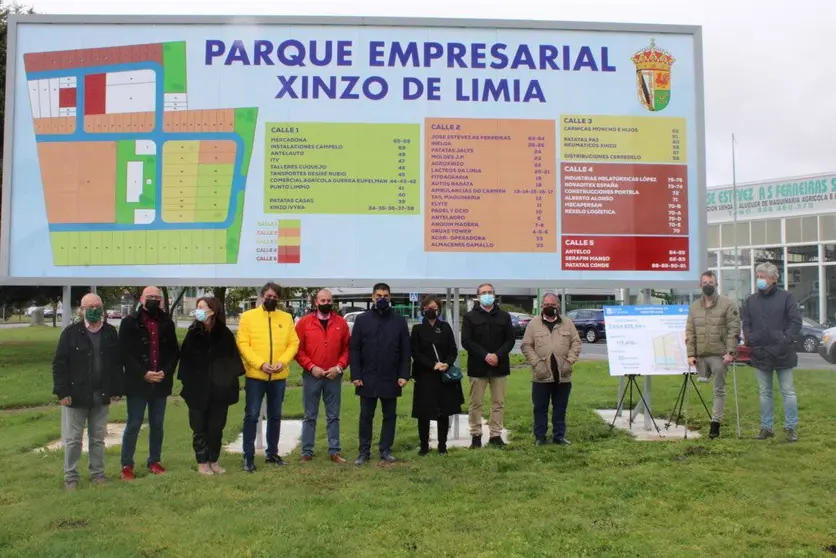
[
  {"x1": 741, "y1": 262, "x2": 803, "y2": 442},
  {"x1": 685, "y1": 270, "x2": 741, "y2": 439}
]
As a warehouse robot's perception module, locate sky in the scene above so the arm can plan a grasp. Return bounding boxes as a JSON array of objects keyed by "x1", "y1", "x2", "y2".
[{"x1": 22, "y1": 0, "x2": 836, "y2": 188}]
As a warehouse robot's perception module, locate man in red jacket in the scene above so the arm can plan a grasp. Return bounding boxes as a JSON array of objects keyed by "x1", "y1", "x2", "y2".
[{"x1": 295, "y1": 289, "x2": 350, "y2": 463}]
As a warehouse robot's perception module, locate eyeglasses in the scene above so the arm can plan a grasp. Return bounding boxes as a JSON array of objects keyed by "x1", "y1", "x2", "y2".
[{"x1": 144, "y1": 295, "x2": 162, "y2": 301}]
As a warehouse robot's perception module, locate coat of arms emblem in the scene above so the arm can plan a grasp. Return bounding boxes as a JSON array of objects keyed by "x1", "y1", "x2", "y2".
[{"x1": 631, "y1": 39, "x2": 676, "y2": 112}]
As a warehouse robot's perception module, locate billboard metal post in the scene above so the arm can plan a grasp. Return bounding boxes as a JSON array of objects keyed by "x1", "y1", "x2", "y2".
[
  {"x1": 616, "y1": 289, "x2": 628, "y2": 416},
  {"x1": 628, "y1": 288, "x2": 653, "y2": 429},
  {"x1": 451, "y1": 287, "x2": 461, "y2": 440},
  {"x1": 61, "y1": 285, "x2": 71, "y2": 328}
]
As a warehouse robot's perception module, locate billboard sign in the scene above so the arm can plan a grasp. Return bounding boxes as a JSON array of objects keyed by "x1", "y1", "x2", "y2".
[
  {"x1": 706, "y1": 173, "x2": 836, "y2": 224},
  {"x1": 1, "y1": 16, "x2": 705, "y2": 287}
]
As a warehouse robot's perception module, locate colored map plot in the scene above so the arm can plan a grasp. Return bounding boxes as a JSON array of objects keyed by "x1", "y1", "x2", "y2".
[{"x1": 23, "y1": 41, "x2": 258, "y2": 266}]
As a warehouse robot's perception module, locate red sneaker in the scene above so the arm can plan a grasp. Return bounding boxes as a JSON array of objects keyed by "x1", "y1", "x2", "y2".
[
  {"x1": 148, "y1": 462, "x2": 166, "y2": 475},
  {"x1": 120, "y1": 466, "x2": 135, "y2": 481}
]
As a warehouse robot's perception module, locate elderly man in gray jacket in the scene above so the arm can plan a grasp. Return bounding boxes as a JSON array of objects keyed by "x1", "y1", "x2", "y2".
[{"x1": 741, "y1": 262, "x2": 803, "y2": 442}]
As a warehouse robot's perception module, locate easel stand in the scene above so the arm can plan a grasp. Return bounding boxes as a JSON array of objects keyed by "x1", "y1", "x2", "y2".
[
  {"x1": 664, "y1": 372, "x2": 712, "y2": 439},
  {"x1": 610, "y1": 374, "x2": 662, "y2": 436}
]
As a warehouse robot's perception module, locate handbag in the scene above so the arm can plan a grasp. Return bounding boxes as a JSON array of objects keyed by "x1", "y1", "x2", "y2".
[{"x1": 432, "y1": 344, "x2": 463, "y2": 383}]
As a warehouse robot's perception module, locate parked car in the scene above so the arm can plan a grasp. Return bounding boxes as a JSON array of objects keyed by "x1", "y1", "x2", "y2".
[
  {"x1": 818, "y1": 326, "x2": 836, "y2": 363},
  {"x1": 344, "y1": 311, "x2": 364, "y2": 333},
  {"x1": 509, "y1": 312, "x2": 533, "y2": 339},
  {"x1": 797, "y1": 317, "x2": 825, "y2": 353},
  {"x1": 106, "y1": 310, "x2": 122, "y2": 319},
  {"x1": 566, "y1": 308, "x2": 606, "y2": 343},
  {"x1": 736, "y1": 316, "x2": 824, "y2": 365}
]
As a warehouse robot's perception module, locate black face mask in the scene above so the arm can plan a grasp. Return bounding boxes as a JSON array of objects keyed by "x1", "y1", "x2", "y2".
[
  {"x1": 317, "y1": 304, "x2": 332, "y2": 315},
  {"x1": 144, "y1": 299, "x2": 161, "y2": 316},
  {"x1": 263, "y1": 298, "x2": 278, "y2": 312},
  {"x1": 542, "y1": 306, "x2": 558, "y2": 317},
  {"x1": 702, "y1": 285, "x2": 716, "y2": 297},
  {"x1": 423, "y1": 309, "x2": 438, "y2": 320}
]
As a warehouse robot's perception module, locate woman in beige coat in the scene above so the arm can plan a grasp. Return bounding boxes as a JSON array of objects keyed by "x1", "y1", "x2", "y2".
[{"x1": 520, "y1": 293, "x2": 581, "y2": 445}]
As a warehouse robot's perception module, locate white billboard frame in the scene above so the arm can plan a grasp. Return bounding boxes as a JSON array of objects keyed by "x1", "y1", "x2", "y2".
[{"x1": 0, "y1": 15, "x2": 706, "y2": 289}]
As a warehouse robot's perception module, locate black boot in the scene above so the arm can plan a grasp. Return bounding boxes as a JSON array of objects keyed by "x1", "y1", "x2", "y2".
[
  {"x1": 709, "y1": 421, "x2": 720, "y2": 439},
  {"x1": 470, "y1": 435, "x2": 482, "y2": 449},
  {"x1": 437, "y1": 416, "x2": 449, "y2": 455},
  {"x1": 418, "y1": 419, "x2": 430, "y2": 456}
]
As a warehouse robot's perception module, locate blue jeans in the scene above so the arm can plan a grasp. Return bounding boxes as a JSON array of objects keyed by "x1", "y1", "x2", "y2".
[
  {"x1": 532, "y1": 381, "x2": 572, "y2": 440},
  {"x1": 755, "y1": 368, "x2": 798, "y2": 430},
  {"x1": 121, "y1": 395, "x2": 167, "y2": 468},
  {"x1": 301, "y1": 373, "x2": 342, "y2": 456},
  {"x1": 242, "y1": 377, "x2": 286, "y2": 459}
]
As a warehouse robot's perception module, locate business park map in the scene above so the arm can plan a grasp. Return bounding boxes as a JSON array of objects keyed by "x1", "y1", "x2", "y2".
[{"x1": 23, "y1": 41, "x2": 257, "y2": 266}]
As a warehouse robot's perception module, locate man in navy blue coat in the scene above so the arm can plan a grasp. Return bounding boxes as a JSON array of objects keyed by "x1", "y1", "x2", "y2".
[{"x1": 350, "y1": 282, "x2": 411, "y2": 464}]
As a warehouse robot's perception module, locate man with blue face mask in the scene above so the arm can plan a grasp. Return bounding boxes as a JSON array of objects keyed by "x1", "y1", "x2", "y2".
[
  {"x1": 461, "y1": 283, "x2": 516, "y2": 448},
  {"x1": 741, "y1": 262, "x2": 803, "y2": 442},
  {"x1": 349, "y1": 282, "x2": 411, "y2": 464}
]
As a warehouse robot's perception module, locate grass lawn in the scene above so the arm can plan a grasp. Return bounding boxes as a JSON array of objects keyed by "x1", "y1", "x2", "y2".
[{"x1": 0, "y1": 327, "x2": 834, "y2": 557}]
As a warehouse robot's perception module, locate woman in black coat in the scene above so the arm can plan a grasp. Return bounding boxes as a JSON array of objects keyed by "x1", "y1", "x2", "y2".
[
  {"x1": 178, "y1": 297, "x2": 244, "y2": 475},
  {"x1": 411, "y1": 295, "x2": 464, "y2": 455}
]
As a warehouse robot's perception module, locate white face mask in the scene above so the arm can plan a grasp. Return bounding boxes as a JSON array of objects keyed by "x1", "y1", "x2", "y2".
[{"x1": 194, "y1": 309, "x2": 211, "y2": 322}]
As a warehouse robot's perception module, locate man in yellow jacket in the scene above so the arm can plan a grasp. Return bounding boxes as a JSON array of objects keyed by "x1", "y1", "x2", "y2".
[{"x1": 236, "y1": 282, "x2": 299, "y2": 472}]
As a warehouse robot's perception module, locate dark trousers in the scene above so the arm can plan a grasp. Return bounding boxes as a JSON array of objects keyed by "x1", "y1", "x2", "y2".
[
  {"x1": 242, "y1": 377, "x2": 286, "y2": 459},
  {"x1": 532, "y1": 381, "x2": 572, "y2": 440},
  {"x1": 188, "y1": 405, "x2": 229, "y2": 463},
  {"x1": 121, "y1": 395, "x2": 167, "y2": 468},
  {"x1": 418, "y1": 416, "x2": 450, "y2": 449},
  {"x1": 358, "y1": 397, "x2": 397, "y2": 457}
]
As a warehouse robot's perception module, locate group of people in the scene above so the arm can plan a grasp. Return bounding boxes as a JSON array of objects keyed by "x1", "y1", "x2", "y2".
[{"x1": 52, "y1": 266, "x2": 802, "y2": 489}]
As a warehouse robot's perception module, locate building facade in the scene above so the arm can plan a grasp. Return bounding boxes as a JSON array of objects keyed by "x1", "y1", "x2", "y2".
[{"x1": 706, "y1": 171, "x2": 836, "y2": 325}]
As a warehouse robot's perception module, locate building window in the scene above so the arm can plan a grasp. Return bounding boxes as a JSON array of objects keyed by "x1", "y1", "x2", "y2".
[
  {"x1": 735, "y1": 222, "x2": 751, "y2": 247},
  {"x1": 707, "y1": 251, "x2": 718, "y2": 268},
  {"x1": 719, "y1": 223, "x2": 750, "y2": 248},
  {"x1": 708, "y1": 225, "x2": 720, "y2": 249},
  {"x1": 720, "y1": 269, "x2": 751, "y2": 300},
  {"x1": 750, "y1": 219, "x2": 780, "y2": 245},
  {"x1": 820, "y1": 215, "x2": 836, "y2": 241},
  {"x1": 825, "y1": 244, "x2": 836, "y2": 263},
  {"x1": 787, "y1": 266, "x2": 820, "y2": 321},
  {"x1": 786, "y1": 216, "x2": 819, "y2": 244},
  {"x1": 787, "y1": 245, "x2": 819, "y2": 264},
  {"x1": 754, "y1": 247, "x2": 785, "y2": 285},
  {"x1": 720, "y1": 248, "x2": 750, "y2": 268},
  {"x1": 825, "y1": 265, "x2": 836, "y2": 324}
]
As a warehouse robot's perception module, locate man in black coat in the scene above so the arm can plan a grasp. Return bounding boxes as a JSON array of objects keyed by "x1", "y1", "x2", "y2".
[
  {"x1": 52, "y1": 293, "x2": 123, "y2": 490},
  {"x1": 349, "y1": 282, "x2": 411, "y2": 464},
  {"x1": 461, "y1": 282, "x2": 516, "y2": 449},
  {"x1": 118, "y1": 286, "x2": 180, "y2": 479},
  {"x1": 742, "y1": 262, "x2": 803, "y2": 442}
]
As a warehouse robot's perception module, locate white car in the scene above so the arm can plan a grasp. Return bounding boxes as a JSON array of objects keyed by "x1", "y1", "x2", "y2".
[
  {"x1": 818, "y1": 327, "x2": 836, "y2": 363},
  {"x1": 343, "y1": 311, "x2": 364, "y2": 333}
]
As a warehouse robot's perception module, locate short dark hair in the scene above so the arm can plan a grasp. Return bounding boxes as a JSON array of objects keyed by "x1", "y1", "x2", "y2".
[
  {"x1": 195, "y1": 296, "x2": 226, "y2": 326},
  {"x1": 372, "y1": 282, "x2": 391, "y2": 294},
  {"x1": 421, "y1": 295, "x2": 440, "y2": 308},
  {"x1": 476, "y1": 282, "x2": 494, "y2": 295},
  {"x1": 261, "y1": 282, "x2": 282, "y2": 297},
  {"x1": 700, "y1": 271, "x2": 716, "y2": 281}
]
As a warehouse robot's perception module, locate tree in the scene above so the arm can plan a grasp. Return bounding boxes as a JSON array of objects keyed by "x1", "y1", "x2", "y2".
[
  {"x1": 0, "y1": 3, "x2": 33, "y2": 252},
  {"x1": 1, "y1": 2, "x2": 33, "y2": 149}
]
